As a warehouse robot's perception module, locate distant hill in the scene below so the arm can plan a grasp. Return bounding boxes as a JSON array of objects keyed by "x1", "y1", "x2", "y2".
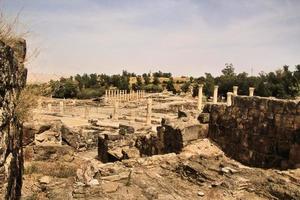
[{"x1": 27, "y1": 73, "x2": 65, "y2": 83}]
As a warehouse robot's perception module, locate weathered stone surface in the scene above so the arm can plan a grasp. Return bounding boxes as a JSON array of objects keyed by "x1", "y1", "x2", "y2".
[
  {"x1": 122, "y1": 147, "x2": 140, "y2": 159},
  {"x1": 0, "y1": 39, "x2": 27, "y2": 199},
  {"x1": 157, "y1": 117, "x2": 208, "y2": 154},
  {"x1": 208, "y1": 96, "x2": 300, "y2": 169},
  {"x1": 135, "y1": 133, "x2": 162, "y2": 156},
  {"x1": 39, "y1": 176, "x2": 51, "y2": 184},
  {"x1": 136, "y1": 117, "x2": 208, "y2": 156},
  {"x1": 76, "y1": 161, "x2": 97, "y2": 185},
  {"x1": 197, "y1": 113, "x2": 210, "y2": 124}
]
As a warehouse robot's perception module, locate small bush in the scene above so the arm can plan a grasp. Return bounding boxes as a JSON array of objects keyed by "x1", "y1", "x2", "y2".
[
  {"x1": 77, "y1": 88, "x2": 105, "y2": 99},
  {"x1": 144, "y1": 84, "x2": 163, "y2": 93},
  {"x1": 15, "y1": 86, "x2": 39, "y2": 123}
]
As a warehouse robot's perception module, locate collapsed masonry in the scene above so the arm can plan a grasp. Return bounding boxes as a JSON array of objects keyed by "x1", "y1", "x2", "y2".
[
  {"x1": 98, "y1": 113, "x2": 209, "y2": 163},
  {"x1": 97, "y1": 92, "x2": 299, "y2": 170},
  {"x1": 0, "y1": 39, "x2": 27, "y2": 199}
]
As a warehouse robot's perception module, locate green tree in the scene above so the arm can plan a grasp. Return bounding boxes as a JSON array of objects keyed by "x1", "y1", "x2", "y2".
[
  {"x1": 181, "y1": 81, "x2": 191, "y2": 93},
  {"x1": 136, "y1": 76, "x2": 144, "y2": 90},
  {"x1": 203, "y1": 73, "x2": 215, "y2": 97},
  {"x1": 166, "y1": 77, "x2": 176, "y2": 94},
  {"x1": 142, "y1": 73, "x2": 151, "y2": 85},
  {"x1": 152, "y1": 76, "x2": 160, "y2": 85}
]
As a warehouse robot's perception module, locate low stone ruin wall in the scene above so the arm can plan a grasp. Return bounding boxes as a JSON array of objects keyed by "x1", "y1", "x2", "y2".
[
  {"x1": 97, "y1": 116, "x2": 209, "y2": 163},
  {"x1": 136, "y1": 117, "x2": 208, "y2": 156},
  {"x1": 207, "y1": 96, "x2": 300, "y2": 169}
]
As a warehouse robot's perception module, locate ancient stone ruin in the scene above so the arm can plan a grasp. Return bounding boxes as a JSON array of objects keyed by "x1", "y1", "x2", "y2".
[
  {"x1": 0, "y1": 39, "x2": 27, "y2": 199},
  {"x1": 207, "y1": 95, "x2": 300, "y2": 169},
  {"x1": 14, "y1": 83, "x2": 299, "y2": 199},
  {"x1": 0, "y1": 48, "x2": 299, "y2": 199}
]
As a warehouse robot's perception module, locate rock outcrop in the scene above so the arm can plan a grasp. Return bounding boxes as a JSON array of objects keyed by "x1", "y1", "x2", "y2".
[{"x1": 0, "y1": 39, "x2": 27, "y2": 199}]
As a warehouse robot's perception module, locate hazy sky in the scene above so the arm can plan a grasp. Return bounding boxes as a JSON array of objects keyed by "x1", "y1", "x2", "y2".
[{"x1": 2, "y1": 0, "x2": 300, "y2": 76}]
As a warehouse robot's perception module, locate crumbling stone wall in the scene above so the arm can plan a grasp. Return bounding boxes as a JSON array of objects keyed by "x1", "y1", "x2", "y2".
[
  {"x1": 208, "y1": 96, "x2": 300, "y2": 169},
  {"x1": 0, "y1": 39, "x2": 27, "y2": 199},
  {"x1": 136, "y1": 117, "x2": 208, "y2": 156}
]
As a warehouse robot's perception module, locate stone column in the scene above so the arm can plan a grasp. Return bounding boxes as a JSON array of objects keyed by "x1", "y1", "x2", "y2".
[
  {"x1": 213, "y1": 86, "x2": 219, "y2": 104},
  {"x1": 105, "y1": 90, "x2": 108, "y2": 101},
  {"x1": 249, "y1": 87, "x2": 255, "y2": 97},
  {"x1": 227, "y1": 92, "x2": 233, "y2": 106},
  {"x1": 113, "y1": 100, "x2": 119, "y2": 120},
  {"x1": 146, "y1": 98, "x2": 152, "y2": 125},
  {"x1": 59, "y1": 101, "x2": 64, "y2": 114},
  {"x1": 132, "y1": 90, "x2": 135, "y2": 101},
  {"x1": 197, "y1": 84, "x2": 203, "y2": 111},
  {"x1": 48, "y1": 103, "x2": 52, "y2": 112},
  {"x1": 112, "y1": 90, "x2": 115, "y2": 100},
  {"x1": 233, "y1": 86, "x2": 238, "y2": 96},
  {"x1": 124, "y1": 90, "x2": 127, "y2": 101}
]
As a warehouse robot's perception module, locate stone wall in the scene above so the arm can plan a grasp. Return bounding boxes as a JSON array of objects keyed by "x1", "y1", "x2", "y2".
[
  {"x1": 136, "y1": 117, "x2": 208, "y2": 156},
  {"x1": 207, "y1": 95, "x2": 300, "y2": 169},
  {"x1": 0, "y1": 39, "x2": 27, "y2": 199}
]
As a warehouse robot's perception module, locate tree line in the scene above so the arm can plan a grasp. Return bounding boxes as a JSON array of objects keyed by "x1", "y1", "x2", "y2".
[{"x1": 34, "y1": 65, "x2": 299, "y2": 99}]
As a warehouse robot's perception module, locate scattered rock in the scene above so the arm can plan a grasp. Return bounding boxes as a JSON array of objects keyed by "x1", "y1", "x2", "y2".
[
  {"x1": 197, "y1": 191, "x2": 205, "y2": 197},
  {"x1": 88, "y1": 179, "x2": 99, "y2": 186},
  {"x1": 39, "y1": 176, "x2": 51, "y2": 184},
  {"x1": 102, "y1": 182, "x2": 119, "y2": 193}
]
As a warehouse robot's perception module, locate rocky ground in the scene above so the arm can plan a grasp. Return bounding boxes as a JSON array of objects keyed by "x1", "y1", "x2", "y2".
[{"x1": 19, "y1": 93, "x2": 300, "y2": 199}]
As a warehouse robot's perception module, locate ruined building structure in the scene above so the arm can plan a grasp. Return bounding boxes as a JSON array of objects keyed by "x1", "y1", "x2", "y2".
[
  {"x1": 207, "y1": 95, "x2": 300, "y2": 169},
  {"x1": 0, "y1": 39, "x2": 27, "y2": 199}
]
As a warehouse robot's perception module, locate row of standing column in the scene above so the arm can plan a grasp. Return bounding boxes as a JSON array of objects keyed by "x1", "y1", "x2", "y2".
[
  {"x1": 105, "y1": 90, "x2": 145, "y2": 102},
  {"x1": 112, "y1": 97, "x2": 152, "y2": 125},
  {"x1": 197, "y1": 85, "x2": 256, "y2": 111}
]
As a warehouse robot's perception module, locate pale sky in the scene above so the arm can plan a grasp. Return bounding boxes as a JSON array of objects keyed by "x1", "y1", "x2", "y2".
[{"x1": 2, "y1": 0, "x2": 300, "y2": 76}]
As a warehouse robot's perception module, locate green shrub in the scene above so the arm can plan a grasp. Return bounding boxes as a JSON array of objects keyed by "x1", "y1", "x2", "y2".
[{"x1": 77, "y1": 88, "x2": 104, "y2": 99}]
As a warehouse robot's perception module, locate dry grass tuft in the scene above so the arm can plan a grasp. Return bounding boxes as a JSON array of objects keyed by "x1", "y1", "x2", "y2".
[
  {"x1": 15, "y1": 86, "x2": 39, "y2": 123},
  {"x1": 24, "y1": 161, "x2": 77, "y2": 178},
  {"x1": 0, "y1": 10, "x2": 27, "y2": 45}
]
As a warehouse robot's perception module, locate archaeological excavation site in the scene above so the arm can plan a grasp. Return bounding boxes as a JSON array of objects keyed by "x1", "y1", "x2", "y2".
[
  {"x1": 0, "y1": 36, "x2": 299, "y2": 199},
  {"x1": 1, "y1": 1, "x2": 300, "y2": 200}
]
